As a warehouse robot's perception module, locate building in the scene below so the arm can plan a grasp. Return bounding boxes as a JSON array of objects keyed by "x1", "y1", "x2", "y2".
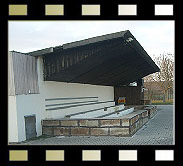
[{"x1": 8, "y1": 30, "x2": 160, "y2": 143}]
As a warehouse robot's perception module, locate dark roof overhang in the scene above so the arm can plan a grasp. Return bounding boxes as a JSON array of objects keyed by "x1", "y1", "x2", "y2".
[{"x1": 42, "y1": 30, "x2": 160, "y2": 86}]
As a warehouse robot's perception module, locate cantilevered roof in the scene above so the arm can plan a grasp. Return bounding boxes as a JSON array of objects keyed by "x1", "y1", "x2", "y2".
[
  {"x1": 38, "y1": 30, "x2": 160, "y2": 86},
  {"x1": 62, "y1": 31, "x2": 127, "y2": 49}
]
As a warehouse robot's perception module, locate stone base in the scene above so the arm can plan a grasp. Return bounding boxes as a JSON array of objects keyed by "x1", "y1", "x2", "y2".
[{"x1": 42, "y1": 106, "x2": 157, "y2": 137}]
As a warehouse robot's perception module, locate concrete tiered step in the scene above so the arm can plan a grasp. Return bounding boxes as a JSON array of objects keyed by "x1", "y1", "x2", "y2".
[
  {"x1": 45, "y1": 100, "x2": 115, "y2": 119},
  {"x1": 96, "y1": 107, "x2": 134, "y2": 118},
  {"x1": 64, "y1": 104, "x2": 130, "y2": 119},
  {"x1": 42, "y1": 106, "x2": 157, "y2": 137}
]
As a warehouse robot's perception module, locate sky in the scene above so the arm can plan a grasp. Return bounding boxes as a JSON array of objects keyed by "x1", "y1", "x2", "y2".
[{"x1": 8, "y1": 21, "x2": 174, "y2": 58}]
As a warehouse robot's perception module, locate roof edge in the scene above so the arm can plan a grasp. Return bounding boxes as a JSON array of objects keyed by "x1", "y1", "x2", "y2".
[
  {"x1": 62, "y1": 30, "x2": 128, "y2": 49},
  {"x1": 123, "y1": 31, "x2": 160, "y2": 72}
]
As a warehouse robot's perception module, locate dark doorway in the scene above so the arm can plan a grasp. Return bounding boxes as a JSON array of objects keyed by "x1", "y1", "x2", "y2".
[{"x1": 24, "y1": 115, "x2": 37, "y2": 140}]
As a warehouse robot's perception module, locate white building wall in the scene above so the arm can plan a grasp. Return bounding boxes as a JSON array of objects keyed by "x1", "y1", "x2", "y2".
[
  {"x1": 8, "y1": 96, "x2": 18, "y2": 142},
  {"x1": 11, "y1": 56, "x2": 114, "y2": 142},
  {"x1": 37, "y1": 56, "x2": 114, "y2": 101},
  {"x1": 15, "y1": 94, "x2": 43, "y2": 142}
]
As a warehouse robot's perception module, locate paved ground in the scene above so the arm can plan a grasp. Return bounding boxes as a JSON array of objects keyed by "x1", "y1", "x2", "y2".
[{"x1": 18, "y1": 105, "x2": 174, "y2": 145}]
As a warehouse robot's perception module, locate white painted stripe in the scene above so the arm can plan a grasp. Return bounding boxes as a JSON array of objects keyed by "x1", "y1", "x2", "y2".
[
  {"x1": 155, "y1": 5, "x2": 173, "y2": 15},
  {"x1": 82, "y1": 150, "x2": 101, "y2": 161},
  {"x1": 155, "y1": 150, "x2": 174, "y2": 161},
  {"x1": 118, "y1": 5, "x2": 137, "y2": 15},
  {"x1": 119, "y1": 150, "x2": 137, "y2": 161}
]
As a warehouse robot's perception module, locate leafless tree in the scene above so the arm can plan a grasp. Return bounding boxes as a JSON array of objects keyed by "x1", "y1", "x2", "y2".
[{"x1": 144, "y1": 53, "x2": 174, "y2": 102}]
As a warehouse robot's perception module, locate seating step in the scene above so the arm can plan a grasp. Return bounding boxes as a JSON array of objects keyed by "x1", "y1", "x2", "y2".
[
  {"x1": 42, "y1": 106, "x2": 158, "y2": 137},
  {"x1": 96, "y1": 107, "x2": 134, "y2": 118},
  {"x1": 65, "y1": 104, "x2": 124, "y2": 119},
  {"x1": 45, "y1": 100, "x2": 115, "y2": 119}
]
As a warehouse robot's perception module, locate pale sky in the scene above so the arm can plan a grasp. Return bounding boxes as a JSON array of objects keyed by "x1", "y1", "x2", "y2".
[{"x1": 8, "y1": 21, "x2": 174, "y2": 58}]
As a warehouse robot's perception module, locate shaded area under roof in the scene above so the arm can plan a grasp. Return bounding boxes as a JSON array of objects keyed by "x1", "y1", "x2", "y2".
[{"x1": 40, "y1": 30, "x2": 160, "y2": 86}]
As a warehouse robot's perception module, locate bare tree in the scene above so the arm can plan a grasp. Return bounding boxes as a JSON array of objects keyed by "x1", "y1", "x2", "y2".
[
  {"x1": 143, "y1": 75, "x2": 156, "y2": 100},
  {"x1": 144, "y1": 53, "x2": 174, "y2": 102},
  {"x1": 155, "y1": 53, "x2": 174, "y2": 101}
]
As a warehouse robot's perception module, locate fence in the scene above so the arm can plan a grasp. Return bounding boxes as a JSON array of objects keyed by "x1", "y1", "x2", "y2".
[{"x1": 144, "y1": 88, "x2": 173, "y2": 103}]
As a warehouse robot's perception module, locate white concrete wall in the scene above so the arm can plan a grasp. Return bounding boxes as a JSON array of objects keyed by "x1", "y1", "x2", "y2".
[
  {"x1": 15, "y1": 94, "x2": 43, "y2": 142},
  {"x1": 8, "y1": 96, "x2": 18, "y2": 143},
  {"x1": 38, "y1": 57, "x2": 114, "y2": 119},
  {"x1": 37, "y1": 57, "x2": 114, "y2": 102},
  {"x1": 11, "y1": 56, "x2": 114, "y2": 142}
]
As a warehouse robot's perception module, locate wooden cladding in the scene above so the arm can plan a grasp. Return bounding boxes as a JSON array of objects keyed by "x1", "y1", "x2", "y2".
[
  {"x1": 44, "y1": 53, "x2": 92, "y2": 78},
  {"x1": 8, "y1": 52, "x2": 39, "y2": 95},
  {"x1": 43, "y1": 41, "x2": 114, "y2": 81},
  {"x1": 114, "y1": 86, "x2": 144, "y2": 105}
]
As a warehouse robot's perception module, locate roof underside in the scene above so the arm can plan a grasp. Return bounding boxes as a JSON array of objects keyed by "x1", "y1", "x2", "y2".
[{"x1": 42, "y1": 30, "x2": 160, "y2": 86}]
